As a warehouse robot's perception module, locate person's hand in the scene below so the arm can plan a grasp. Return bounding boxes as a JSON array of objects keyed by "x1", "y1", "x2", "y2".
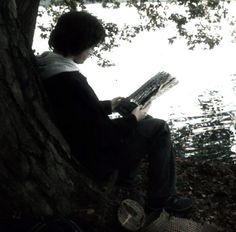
[
  {"x1": 111, "y1": 97, "x2": 124, "y2": 111},
  {"x1": 142, "y1": 100, "x2": 152, "y2": 110},
  {"x1": 131, "y1": 101, "x2": 152, "y2": 121}
]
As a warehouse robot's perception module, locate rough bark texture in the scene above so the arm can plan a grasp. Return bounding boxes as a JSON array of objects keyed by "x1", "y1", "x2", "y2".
[
  {"x1": 15, "y1": 0, "x2": 40, "y2": 46},
  {"x1": 0, "y1": 1, "x2": 120, "y2": 231}
]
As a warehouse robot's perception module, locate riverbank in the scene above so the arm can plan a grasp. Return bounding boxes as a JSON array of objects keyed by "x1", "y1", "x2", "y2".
[
  {"x1": 175, "y1": 157, "x2": 236, "y2": 231},
  {"x1": 115, "y1": 157, "x2": 236, "y2": 231}
]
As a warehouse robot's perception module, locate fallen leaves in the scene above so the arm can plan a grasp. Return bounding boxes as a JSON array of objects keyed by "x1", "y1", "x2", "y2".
[{"x1": 176, "y1": 157, "x2": 236, "y2": 231}]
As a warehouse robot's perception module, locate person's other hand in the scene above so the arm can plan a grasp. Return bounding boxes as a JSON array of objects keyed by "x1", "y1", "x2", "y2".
[
  {"x1": 111, "y1": 97, "x2": 124, "y2": 111},
  {"x1": 142, "y1": 100, "x2": 152, "y2": 111},
  {"x1": 131, "y1": 101, "x2": 152, "y2": 121}
]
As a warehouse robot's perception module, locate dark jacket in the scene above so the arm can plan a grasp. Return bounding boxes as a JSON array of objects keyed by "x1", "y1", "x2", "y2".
[{"x1": 43, "y1": 71, "x2": 137, "y2": 175}]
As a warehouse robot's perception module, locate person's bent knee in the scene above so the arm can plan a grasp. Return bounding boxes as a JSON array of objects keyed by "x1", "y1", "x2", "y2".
[
  {"x1": 152, "y1": 118, "x2": 170, "y2": 135},
  {"x1": 137, "y1": 117, "x2": 170, "y2": 138}
]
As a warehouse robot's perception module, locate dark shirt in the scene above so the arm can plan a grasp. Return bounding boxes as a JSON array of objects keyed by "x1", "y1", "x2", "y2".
[{"x1": 43, "y1": 71, "x2": 137, "y2": 174}]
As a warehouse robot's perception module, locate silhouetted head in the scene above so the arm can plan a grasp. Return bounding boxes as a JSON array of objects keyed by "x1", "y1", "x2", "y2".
[{"x1": 49, "y1": 11, "x2": 105, "y2": 59}]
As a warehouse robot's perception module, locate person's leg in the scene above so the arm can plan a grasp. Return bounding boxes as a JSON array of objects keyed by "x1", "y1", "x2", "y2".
[
  {"x1": 115, "y1": 116, "x2": 192, "y2": 212},
  {"x1": 114, "y1": 116, "x2": 175, "y2": 193},
  {"x1": 115, "y1": 132, "x2": 147, "y2": 187},
  {"x1": 135, "y1": 116, "x2": 176, "y2": 203}
]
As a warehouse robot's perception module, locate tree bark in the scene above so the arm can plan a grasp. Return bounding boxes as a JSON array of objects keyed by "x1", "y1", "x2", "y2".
[
  {"x1": 0, "y1": 1, "x2": 120, "y2": 231},
  {"x1": 15, "y1": 0, "x2": 40, "y2": 46}
]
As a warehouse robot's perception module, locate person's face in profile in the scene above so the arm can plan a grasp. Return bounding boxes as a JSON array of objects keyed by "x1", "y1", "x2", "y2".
[{"x1": 73, "y1": 48, "x2": 94, "y2": 64}]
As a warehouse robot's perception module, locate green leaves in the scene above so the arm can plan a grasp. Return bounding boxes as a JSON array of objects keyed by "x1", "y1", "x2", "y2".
[{"x1": 36, "y1": 0, "x2": 235, "y2": 66}]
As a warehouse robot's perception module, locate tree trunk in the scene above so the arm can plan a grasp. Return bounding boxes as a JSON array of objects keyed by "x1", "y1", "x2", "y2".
[
  {"x1": 0, "y1": 1, "x2": 120, "y2": 231},
  {"x1": 15, "y1": 0, "x2": 40, "y2": 46}
]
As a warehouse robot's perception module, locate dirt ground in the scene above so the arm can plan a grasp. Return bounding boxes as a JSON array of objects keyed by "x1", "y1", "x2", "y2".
[{"x1": 114, "y1": 157, "x2": 236, "y2": 232}]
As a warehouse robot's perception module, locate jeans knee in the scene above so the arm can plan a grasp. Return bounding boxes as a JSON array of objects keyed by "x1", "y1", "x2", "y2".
[
  {"x1": 153, "y1": 119, "x2": 170, "y2": 134},
  {"x1": 137, "y1": 117, "x2": 170, "y2": 138}
]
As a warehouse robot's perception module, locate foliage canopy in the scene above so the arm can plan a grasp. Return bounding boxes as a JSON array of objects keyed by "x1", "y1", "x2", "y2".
[{"x1": 38, "y1": 0, "x2": 235, "y2": 66}]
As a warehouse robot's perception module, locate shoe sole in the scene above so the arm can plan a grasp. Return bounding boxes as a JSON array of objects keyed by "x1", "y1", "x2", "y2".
[{"x1": 164, "y1": 204, "x2": 193, "y2": 213}]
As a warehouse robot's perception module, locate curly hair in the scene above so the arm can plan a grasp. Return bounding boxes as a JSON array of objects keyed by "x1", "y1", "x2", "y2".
[{"x1": 48, "y1": 11, "x2": 105, "y2": 56}]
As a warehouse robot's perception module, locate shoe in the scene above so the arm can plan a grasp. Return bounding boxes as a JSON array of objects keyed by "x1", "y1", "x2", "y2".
[
  {"x1": 164, "y1": 195, "x2": 192, "y2": 212},
  {"x1": 146, "y1": 195, "x2": 192, "y2": 213}
]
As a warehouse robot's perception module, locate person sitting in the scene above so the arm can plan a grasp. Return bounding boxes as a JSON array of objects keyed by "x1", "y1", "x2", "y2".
[{"x1": 36, "y1": 10, "x2": 192, "y2": 213}]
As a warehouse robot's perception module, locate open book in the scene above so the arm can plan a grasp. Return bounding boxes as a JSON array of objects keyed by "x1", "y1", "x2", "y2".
[{"x1": 114, "y1": 71, "x2": 178, "y2": 116}]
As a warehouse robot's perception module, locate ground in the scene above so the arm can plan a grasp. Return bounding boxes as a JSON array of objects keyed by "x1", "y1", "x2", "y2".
[
  {"x1": 176, "y1": 157, "x2": 236, "y2": 232},
  {"x1": 112, "y1": 157, "x2": 236, "y2": 231}
]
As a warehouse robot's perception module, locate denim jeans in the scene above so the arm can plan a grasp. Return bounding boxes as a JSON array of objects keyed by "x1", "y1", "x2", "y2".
[{"x1": 115, "y1": 116, "x2": 176, "y2": 203}]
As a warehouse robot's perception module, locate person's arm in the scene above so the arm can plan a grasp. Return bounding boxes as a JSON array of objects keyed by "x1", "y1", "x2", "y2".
[
  {"x1": 99, "y1": 96, "x2": 125, "y2": 115},
  {"x1": 112, "y1": 103, "x2": 150, "y2": 134},
  {"x1": 43, "y1": 71, "x2": 138, "y2": 149},
  {"x1": 111, "y1": 97, "x2": 152, "y2": 134},
  {"x1": 99, "y1": 100, "x2": 112, "y2": 114}
]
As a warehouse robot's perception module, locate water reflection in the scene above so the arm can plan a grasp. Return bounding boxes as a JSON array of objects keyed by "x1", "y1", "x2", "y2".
[{"x1": 169, "y1": 82, "x2": 236, "y2": 163}]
